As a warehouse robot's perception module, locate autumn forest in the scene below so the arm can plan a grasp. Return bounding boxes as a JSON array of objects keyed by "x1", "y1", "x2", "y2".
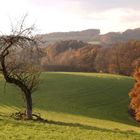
[{"x1": 39, "y1": 39, "x2": 140, "y2": 76}]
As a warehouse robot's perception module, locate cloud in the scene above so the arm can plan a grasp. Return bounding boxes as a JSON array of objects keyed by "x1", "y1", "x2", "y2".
[
  {"x1": 0, "y1": 0, "x2": 140, "y2": 34},
  {"x1": 75, "y1": 0, "x2": 140, "y2": 11}
]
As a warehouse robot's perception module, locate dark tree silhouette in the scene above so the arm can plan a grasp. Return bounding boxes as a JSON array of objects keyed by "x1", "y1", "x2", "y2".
[{"x1": 0, "y1": 17, "x2": 40, "y2": 119}]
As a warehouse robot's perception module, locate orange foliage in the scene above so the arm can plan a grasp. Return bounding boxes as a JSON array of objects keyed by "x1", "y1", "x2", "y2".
[{"x1": 129, "y1": 67, "x2": 140, "y2": 121}]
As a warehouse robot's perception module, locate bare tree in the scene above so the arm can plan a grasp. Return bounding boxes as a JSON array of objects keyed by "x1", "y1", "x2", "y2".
[{"x1": 0, "y1": 16, "x2": 40, "y2": 119}]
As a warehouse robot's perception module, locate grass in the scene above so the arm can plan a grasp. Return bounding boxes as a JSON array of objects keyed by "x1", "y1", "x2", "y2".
[{"x1": 0, "y1": 72, "x2": 140, "y2": 139}]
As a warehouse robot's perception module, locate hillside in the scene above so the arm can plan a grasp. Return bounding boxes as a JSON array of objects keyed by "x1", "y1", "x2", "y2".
[
  {"x1": 1, "y1": 72, "x2": 140, "y2": 139},
  {"x1": 36, "y1": 29, "x2": 100, "y2": 46},
  {"x1": 100, "y1": 28, "x2": 140, "y2": 44},
  {"x1": 36, "y1": 28, "x2": 140, "y2": 46}
]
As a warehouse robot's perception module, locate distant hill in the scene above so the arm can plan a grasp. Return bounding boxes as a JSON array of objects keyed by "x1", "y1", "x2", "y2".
[
  {"x1": 36, "y1": 29, "x2": 100, "y2": 46},
  {"x1": 100, "y1": 28, "x2": 140, "y2": 44},
  {"x1": 36, "y1": 28, "x2": 140, "y2": 46}
]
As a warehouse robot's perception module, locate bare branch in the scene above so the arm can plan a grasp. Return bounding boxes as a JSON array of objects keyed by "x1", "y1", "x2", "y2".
[{"x1": 0, "y1": 15, "x2": 41, "y2": 119}]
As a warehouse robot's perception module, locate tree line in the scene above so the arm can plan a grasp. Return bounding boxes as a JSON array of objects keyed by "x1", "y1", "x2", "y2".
[{"x1": 40, "y1": 40, "x2": 140, "y2": 76}]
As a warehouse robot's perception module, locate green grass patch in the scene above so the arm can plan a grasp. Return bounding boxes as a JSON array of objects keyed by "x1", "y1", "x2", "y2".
[{"x1": 0, "y1": 72, "x2": 140, "y2": 139}]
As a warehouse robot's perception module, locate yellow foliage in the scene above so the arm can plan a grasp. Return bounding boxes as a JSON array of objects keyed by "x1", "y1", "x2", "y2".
[{"x1": 129, "y1": 67, "x2": 140, "y2": 121}]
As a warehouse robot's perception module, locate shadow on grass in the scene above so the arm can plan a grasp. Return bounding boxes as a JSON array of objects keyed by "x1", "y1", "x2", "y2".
[
  {"x1": 0, "y1": 72, "x2": 136, "y2": 127},
  {"x1": 1, "y1": 112, "x2": 140, "y2": 136},
  {"x1": 45, "y1": 120, "x2": 140, "y2": 136},
  {"x1": 9, "y1": 113, "x2": 140, "y2": 137},
  {"x1": 34, "y1": 73, "x2": 136, "y2": 126}
]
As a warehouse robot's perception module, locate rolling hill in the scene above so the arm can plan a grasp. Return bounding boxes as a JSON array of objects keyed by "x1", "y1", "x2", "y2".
[
  {"x1": 0, "y1": 72, "x2": 140, "y2": 140},
  {"x1": 100, "y1": 28, "x2": 140, "y2": 44},
  {"x1": 36, "y1": 28, "x2": 140, "y2": 47},
  {"x1": 36, "y1": 29, "x2": 100, "y2": 46}
]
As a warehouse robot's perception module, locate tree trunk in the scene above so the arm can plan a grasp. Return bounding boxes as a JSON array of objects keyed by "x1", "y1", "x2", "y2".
[{"x1": 25, "y1": 93, "x2": 32, "y2": 119}]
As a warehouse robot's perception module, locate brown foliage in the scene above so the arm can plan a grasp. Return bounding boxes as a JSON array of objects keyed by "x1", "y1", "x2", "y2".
[
  {"x1": 129, "y1": 67, "x2": 140, "y2": 121},
  {"x1": 40, "y1": 40, "x2": 140, "y2": 75}
]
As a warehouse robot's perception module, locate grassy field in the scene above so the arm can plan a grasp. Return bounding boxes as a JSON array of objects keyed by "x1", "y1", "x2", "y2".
[{"x1": 0, "y1": 72, "x2": 140, "y2": 140}]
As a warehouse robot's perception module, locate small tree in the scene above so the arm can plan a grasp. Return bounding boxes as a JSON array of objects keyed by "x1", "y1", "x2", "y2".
[
  {"x1": 129, "y1": 67, "x2": 140, "y2": 121},
  {"x1": 0, "y1": 17, "x2": 40, "y2": 119}
]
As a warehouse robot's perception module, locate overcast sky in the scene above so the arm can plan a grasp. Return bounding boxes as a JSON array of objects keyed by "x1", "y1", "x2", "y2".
[{"x1": 0, "y1": 0, "x2": 140, "y2": 34}]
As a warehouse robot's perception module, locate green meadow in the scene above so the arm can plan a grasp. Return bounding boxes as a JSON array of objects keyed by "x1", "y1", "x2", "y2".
[{"x1": 0, "y1": 72, "x2": 140, "y2": 140}]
